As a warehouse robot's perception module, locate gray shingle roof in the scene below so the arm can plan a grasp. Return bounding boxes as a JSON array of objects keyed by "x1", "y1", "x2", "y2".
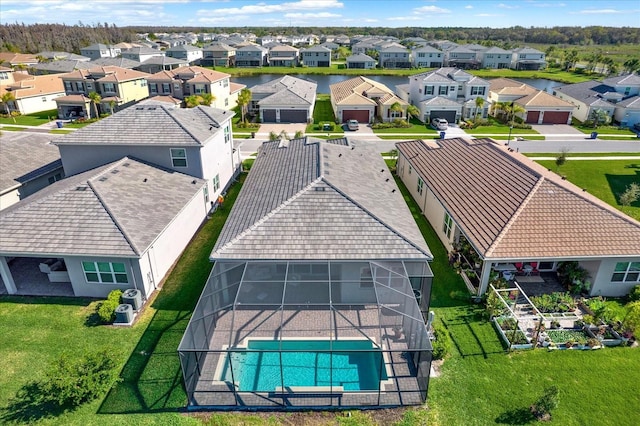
[
  {"x1": 0, "y1": 133, "x2": 62, "y2": 194},
  {"x1": 554, "y1": 80, "x2": 617, "y2": 106},
  {"x1": 53, "y1": 104, "x2": 233, "y2": 147},
  {"x1": 0, "y1": 157, "x2": 206, "y2": 257},
  {"x1": 251, "y1": 75, "x2": 317, "y2": 107},
  {"x1": 212, "y1": 138, "x2": 431, "y2": 260}
]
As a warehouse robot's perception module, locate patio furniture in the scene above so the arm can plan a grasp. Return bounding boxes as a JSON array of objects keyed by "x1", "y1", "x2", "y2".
[
  {"x1": 502, "y1": 270, "x2": 515, "y2": 281},
  {"x1": 494, "y1": 263, "x2": 517, "y2": 272},
  {"x1": 530, "y1": 262, "x2": 539, "y2": 275},
  {"x1": 523, "y1": 264, "x2": 533, "y2": 276},
  {"x1": 515, "y1": 262, "x2": 524, "y2": 274}
]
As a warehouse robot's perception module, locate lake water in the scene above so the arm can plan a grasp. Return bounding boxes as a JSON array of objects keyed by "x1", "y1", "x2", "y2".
[{"x1": 231, "y1": 74, "x2": 562, "y2": 94}]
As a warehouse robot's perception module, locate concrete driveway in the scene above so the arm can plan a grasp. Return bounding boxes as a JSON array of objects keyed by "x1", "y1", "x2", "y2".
[
  {"x1": 531, "y1": 124, "x2": 586, "y2": 138},
  {"x1": 258, "y1": 123, "x2": 307, "y2": 137}
]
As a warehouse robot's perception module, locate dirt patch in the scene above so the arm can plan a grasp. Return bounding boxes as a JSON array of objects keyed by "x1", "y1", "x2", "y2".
[{"x1": 430, "y1": 359, "x2": 444, "y2": 378}]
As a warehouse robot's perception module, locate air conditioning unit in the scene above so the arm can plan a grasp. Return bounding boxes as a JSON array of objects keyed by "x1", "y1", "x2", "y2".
[
  {"x1": 122, "y1": 289, "x2": 143, "y2": 311},
  {"x1": 114, "y1": 304, "x2": 133, "y2": 324}
]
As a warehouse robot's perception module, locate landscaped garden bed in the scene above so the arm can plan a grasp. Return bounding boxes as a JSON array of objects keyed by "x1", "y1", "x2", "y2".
[{"x1": 492, "y1": 316, "x2": 533, "y2": 350}]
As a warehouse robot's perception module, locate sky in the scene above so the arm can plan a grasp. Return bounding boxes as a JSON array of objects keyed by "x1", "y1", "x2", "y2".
[{"x1": 1, "y1": 0, "x2": 639, "y2": 28}]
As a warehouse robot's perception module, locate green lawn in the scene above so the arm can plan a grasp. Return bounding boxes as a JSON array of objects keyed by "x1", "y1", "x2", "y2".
[
  {"x1": 305, "y1": 94, "x2": 343, "y2": 134},
  {"x1": 0, "y1": 109, "x2": 57, "y2": 126},
  {"x1": 372, "y1": 118, "x2": 438, "y2": 136},
  {"x1": 535, "y1": 159, "x2": 640, "y2": 221},
  {"x1": 470, "y1": 68, "x2": 592, "y2": 84},
  {"x1": 525, "y1": 152, "x2": 640, "y2": 158}
]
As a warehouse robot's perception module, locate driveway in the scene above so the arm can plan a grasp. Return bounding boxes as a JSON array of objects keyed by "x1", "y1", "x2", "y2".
[
  {"x1": 342, "y1": 122, "x2": 374, "y2": 136},
  {"x1": 258, "y1": 123, "x2": 307, "y2": 137},
  {"x1": 531, "y1": 124, "x2": 586, "y2": 138}
]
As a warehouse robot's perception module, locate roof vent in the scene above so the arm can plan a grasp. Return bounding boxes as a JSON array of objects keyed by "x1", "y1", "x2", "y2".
[
  {"x1": 99, "y1": 176, "x2": 108, "y2": 182},
  {"x1": 75, "y1": 186, "x2": 87, "y2": 191},
  {"x1": 122, "y1": 162, "x2": 130, "y2": 167},
  {"x1": 315, "y1": 187, "x2": 326, "y2": 192},
  {"x1": 111, "y1": 169, "x2": 120, "y2": 174}
]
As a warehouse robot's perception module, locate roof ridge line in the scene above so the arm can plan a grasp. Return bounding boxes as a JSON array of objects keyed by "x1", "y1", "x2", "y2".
[
  {"x1": 485, "y1": 176, "x2": 545, "y2": 257},
  {"x1": 86, "y1": 158, "x2": 141, "y2": 256},
  {"x1": 166, "y1": 106, "x2": 208, "y2": 146}
]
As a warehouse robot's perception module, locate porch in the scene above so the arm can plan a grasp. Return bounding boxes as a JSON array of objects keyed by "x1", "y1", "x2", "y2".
[{"x1": 0, "y1": 257, "x2": 74, "y2": 296}]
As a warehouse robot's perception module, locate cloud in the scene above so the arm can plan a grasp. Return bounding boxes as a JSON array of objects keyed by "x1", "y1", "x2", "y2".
[
  {"x1": 465, "y1": 5, "x2": 473, "y2": 9},
  {"x1": 198, "y1": 0, "x2": 344, "y2": 16},
  {"x1": 388, "y1": 16, "x2": 423, "y2": 21},
  {"x1": 497, "y1": 3, "x2": 518, "y2": 9},
  {"x1": 284, "y1": 12, "x2": 341, "y2": 18},
  {"x1": 413, "y1": 5, "x2": 451, "y2": 14},
  {"x1": 573, "y1": 8, "x2": 623, "y2": 14}
]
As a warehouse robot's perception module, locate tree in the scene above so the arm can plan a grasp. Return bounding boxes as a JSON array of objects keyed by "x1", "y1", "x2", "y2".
[
  {"x1": 406, "y1": 104, "x2": 420, "y2": 122},
  {"x1": 1, "y1": 91, "x2": 16, "y2": 115},
  {"x1": 623, "y1": 58, "x2": 640, "y2": 74},
  {"x1": 236, "y1": 88, "x2": 252, "y2": 123},
  {"x1": 474, "y1": 97, "x2": 485, "y2": 122},
  {"x1": 87, "y1": 91, "x2": 101, "y2": 119},
  {"x1": 555, "y1": 147, "x2": 569, "y2": 171},
  {"x1": 563, "y1": 49, "x2": 579, "y2": 71},
  {"x1": 590, "y1": 108, "x2": 610, "y2": 128},
  {"x1": 199, "y1": 93, "x2": 215, "y2": 106},
  {"x1": 389, "y1": 101, "x2": 404, "y2": 119},
  {"x1": 185, "y1": 94, "x2": 201, "y2": 108},
  {"x1": 619, "y1": 182, "x2": 640, "y2": 207},
  {"x1": 108, "y1": 99, "x2": 116, "y2": 115}
]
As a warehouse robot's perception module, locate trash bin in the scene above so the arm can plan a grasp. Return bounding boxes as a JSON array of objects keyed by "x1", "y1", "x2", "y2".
[
  {"x1": 251, "y1": 131, "x2": 255, "y2": 138},
  {"x1": 122, "y1": 288, "x2": 142, "y2": 311},
  {"x1": 56, "y1": 121, "x2": 63, "y2": 128},
  {"x1": 440, "y1": 131, "x2": 446, "y2": 139},
  {"x1": 114, "y1": 304, "x2": 133, "y2": 324},
  {"x1": 591, "y1": 131, "x2": 598, "y2": 139}
]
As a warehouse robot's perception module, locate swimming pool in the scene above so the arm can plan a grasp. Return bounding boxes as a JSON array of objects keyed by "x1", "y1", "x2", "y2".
[{"x1": 219, "y1": 339, "x2": 389, "y2": 392}]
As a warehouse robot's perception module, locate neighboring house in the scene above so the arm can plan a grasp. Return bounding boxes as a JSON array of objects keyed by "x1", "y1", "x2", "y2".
[
  {"x1": 603, "y1": 73, "x2": 640, "y2": 128},
  {"x1": 397, "y1": 67, "x2": 490, "y2": 124},
  {"x1": 489, "y1": 78, "x2": 574, "y2": 124},
  {"x1": 268, "y1": 45, "x2": 299, "y2": 67},
  {"x1": 479, "y1": 46, "x2": 512, "y2": 69},
  {"x1": 411, "y1": 45, "x2": 443, "y2": 68},
  {"x1": 250, "y1": 75, "x2": 316, "y2": 123},
  {"x1": 0, "y1": 132, "x2": 64, "y2": 211},
  {"x1": 351, "y1": 41, "x2": 376, "y2": 55},
  {"x1": 179, "y1": 136, "x2": 434, "y2": 409},
  {"x1": 80, "y1": 43, "x2": 121, "y2": 60},
  {"x1": 330, "y1": 76, "x2": 408, "y2": 123},
  {"x1": 36, "y1": 51, "x2": 90, "y2": 62},
  {"x1": 300, "y1": 45, "x2": 331, "y2": 67},
  {"x1": 444, "y1": 45, "x2": 480, "y2": 69},
  {"x1": 235, "y1": 45, "x2": 268, "y2": 67},
  {"x1": 511, "y1": 47, "x2": 546, "y2": 70},
  {"x1": 165, "y1": 45, "x2": 203, "y2": 64},
  {"x1": 0, "y1": 52, "x2": 39, "y2": 67},
  {"x1": 121, "y1": 47, "x2": 165, "y2": 63},
  {"x1": 136, "y1": 56, "x2": 189, "y2": 74},
  {"x1": 147, "y1": 66, "x2": 244, "y2": 109},
  {"x1": 55, "y1": 66, "x2": 150, "y2": 119},
  {"x1": 29, "y1": 60, "x2": 94, "y2": 75},
  {"x1": 201, "y1": 42, "x2": 236, "y2": 67},
  {"x1": 397, "y1": 137, "x2": 640, "y2": 298},
  {"x1": 89, "y1": 57, "x2": 141, "y2": 69},
  {"x1": 0, "y1": 69, "x2": 66, "y2": 115},
  {"x1": 379, "y1": 46, "x2": 411, "y2": 69},
  {"x1": 553, "y1": 80, "x2": 618, "y2": 123},
  {"x1": 346, "y1": 53, "x2": 377, "y2": 69}
]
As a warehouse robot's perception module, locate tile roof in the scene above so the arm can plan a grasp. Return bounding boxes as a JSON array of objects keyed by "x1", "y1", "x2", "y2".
[
  {"x1": 603, "y1": 73, "x2": 640, "y2": 86},
  {"x1": 0, "y1": 132, "x2": 62, "y2": 194},
  {"x1": 0, "y1": 74, "x2": 65, "y2": 99},
  {"x1": 0, "y1": 157, "x2": 206, "y2": 257},
  {"x1": 346, "y1": 53, "x2": 376, "y2": 62},
  {"x1": 212, "y1": 138, "x2": 431, "y2": 260},
  {"x1": 252, "y1": 75, "x2": 317, "y2": 107},
  {"x1": 515, "y1": 90, "x2": 574, "y2": 109},
  {"x1": 30, "y1": 60, "x2": 94, "y2": 73},
  {"x1": 330, "y1": 76, "x2": 402, "y2": 106},
  {"x1": 89, "y1": 58, "x2": 141, "y2": 69},
  {"x1": 617, "y1": 95, "x2": 640, "y2": 108},
  {"x1": 53, "y1": 104, "x2": 234, "y2": 147},
  {"x1": 397, "y1": 138, "x2": 640, "y2": 259}
]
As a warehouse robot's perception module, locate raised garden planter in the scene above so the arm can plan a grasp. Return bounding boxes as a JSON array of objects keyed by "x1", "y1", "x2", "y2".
[
  {"x1": 492, "y1": 316, "x2": 533, "y2": 350},
  {"x1": 545, "y1": 329, "x2": 601, "y2": 350},
  {"x1": 585, "y1": 326, "x2": 623, "y2": 347}
]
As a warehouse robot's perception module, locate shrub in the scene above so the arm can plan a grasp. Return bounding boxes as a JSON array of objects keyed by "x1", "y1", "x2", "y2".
[
  {"x1": 622, "y1": 301, "x2": 640, "y2": 338},
  {"x1": 97, "y1": 290, "x2": 122, "y2": 324},
  {"x1": 431, "y1": 323, "x2": 451, "y2": 360},
  {"x1": 530, "y1": 385, "x2": 559, "y2": 421},
  {"x1": 629, "y1": 285, "x2": 640, "y2": 302},
  {"x1": 41, "y1": 350, "x2": 121, "y2": 407}
]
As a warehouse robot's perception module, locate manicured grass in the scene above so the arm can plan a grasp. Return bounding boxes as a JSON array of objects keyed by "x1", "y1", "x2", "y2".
[
  {"x1": 470, "y1": 68, "x2": 592, "y2": 84},
  {"x1": 525, "y1": 152, "x2": 640, "y2": 158},
  {"x1": 573, "y1": 125, "x2": 638, "y2": 136},
  {"x1": 0, "y1": 126, "x2": 26, "y2": 131},
  {"x1": 468, "y1": 125, "x2": 540, "y2": 135},
  {"x1": 373, "y1": 118, "x2": 438, "y2": 135},
  {"x1": 0, "y1": 109, "x2": 58, "y2": 126},
  {"x1": 305, "y1": 94, "x2": 343, "y2": 134},
  {"x1": 49, "y1": 129, "x2": 74, "y2": 134},
  {"x1": 535, "y1": 159, "x2": 640, "y2": 221}
]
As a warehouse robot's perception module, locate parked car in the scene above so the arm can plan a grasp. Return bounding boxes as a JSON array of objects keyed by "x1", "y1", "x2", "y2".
[
  {"x1": 633, "y1": 122, "x2": 640, "y2": 132},
  {"x1": 431, "y1": 117, "x2": 448, "y2": 130},
  {"x1": 347, "y1": 119, "x2": 359, "y2": 131}
]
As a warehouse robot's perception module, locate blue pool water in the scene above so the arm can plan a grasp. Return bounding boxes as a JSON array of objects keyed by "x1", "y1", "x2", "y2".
[{"x1": 220, "y1": 339, "x2": 388, "y2": 392}]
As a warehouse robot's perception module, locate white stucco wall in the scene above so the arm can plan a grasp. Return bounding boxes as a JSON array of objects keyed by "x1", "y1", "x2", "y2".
[{"x1": 590, "y1": 257, "x2": 640, "y2": 297}]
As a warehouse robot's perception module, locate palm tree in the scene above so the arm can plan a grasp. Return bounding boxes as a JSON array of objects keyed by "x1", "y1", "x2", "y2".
[
  {"x1": 563, "y1": 49, "x2": 579, "y2": 71},
  {"x1": 185, "y1": 95, "x2": 201, "y2": 108},
  {"x1": 1, "y1": 91, "x2": 15, "y2": 115},
  {"x1": 236, "y1": 88, "x2": 252, "y2": 123},
  {"x1": 623, "y1": 58, "x2": 640, "y2": 74},
  {"x1": 199, "y1": 93, "x2": 215, "y2": 106},
  {"x1": 108, "y1": 99, "x2": 116, "y2": 115},
  {"x1": 509, "y1": 103, "x2": 525, "y2": 125},
  {"x1": 474, "y1": 97, "x2": 485, "y2": 122},
  {"x1": 389, "y1": 102, "x2": 404, "y2": 120},
  {"x1": 590, "y1": 108, "x2": 610, "y2": 129},
  {"x1": 87, "y1": 91, "x2": 101, "y2": 119},
  {"x1": 406, "y1": 104, "x2": 420, "y2": 122}
]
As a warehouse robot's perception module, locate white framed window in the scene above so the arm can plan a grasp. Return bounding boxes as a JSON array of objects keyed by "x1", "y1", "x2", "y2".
[
  {"x1": 425, "y1": 86, "x2": 434, "y2": 95},
  {"x1": 170, "y1": 148, "x2": 187, "y2": 167},
  {"x1": 439, "y1": 86, "x2": 448, "y2": 95},
  {"x1": 82, "y1": 261, "x2": 128, "y2": 284},
  {"x1": 409, "y1": 165, "x2": 412, "y2": 175},
  {"x1": 194, "y1": 84, "x2": 206, "y2": 94},
  {"x1": 224, "y1": 125, "x2": 230, "y2": 143},
  {"x1": 203, "y1": 185, "x2": 209, "y2": 203},
  {"x1": 149, "y1": 83, "x2": 158, "y2": 94},
  {"x1": 471, "y1": 86, "x2": 486, "y2": 96},
  {"x1": 213, "y1": 174, "x2": 220, "y2": 191},
  {"x1": 417, "y1": 177, "x2": 424, "y2": 195},
  {"x1": 612, "y1": 262, "x2": 640, "y2": 283},
  {"x1": 443, "y1": 212, "x2": 453, "y2": 239},
  {"x1": 162, "y1": 83, "x2": 171, "y2": 93}
]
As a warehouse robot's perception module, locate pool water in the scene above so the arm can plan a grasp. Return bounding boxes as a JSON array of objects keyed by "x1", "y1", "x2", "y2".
[{"x1": 220, "y1": 339, "x2": 388, "y2": 392}]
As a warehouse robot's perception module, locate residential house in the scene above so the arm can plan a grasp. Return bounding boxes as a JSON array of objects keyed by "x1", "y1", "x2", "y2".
[
  {"x1": 0, "y1": 132, "x2": 64, "y2": 211},
  {"x1": 29, "y1": 60, "x2": 94, "y2": 75},
  {"x1": 479, "y1": 46, "x2": 512, "y2": 69},
  {"x1": 396, "y1": 137, "x2": 640, "y2": 298},
  {"x1": 346, "y1": 53, "x2": 377, "y2": 70},
  {"x1": 201, "y1": 42, "x2": 236, "y2": 67},
  {"x1": 0, "y1": 68, "x2": 66, "y2": 115},
  {"x1": 147, "y1": 66, "x2": 244, "y2": 109},
  {"x1": 511, "y1": 47, "x2": 546, "y2": 70},
  {"x1": 351, "y1": 41, "x2": 377, "y2": 55},
  {"x1": 489, "y1": 78, "x2": 574, "y2": 124},
  {"x1": 553, "y1": 81, "x2": 617, "y2": 123},
  {"x1": 0, "y1": 103, "x2": 240, "y2": 300},
  {"x1": 250, "y1": 75, "x2": 316, "y2": 123},
  {"x1": 397, "y1": 67, "x2": 490, "y2": 124},
  {"x1": 300, "y1": 45, "x2": 331, "y2": 67},
  {"x1": 178, "y1": 136, "x2": 433, "y2": 408},
  {"x1": 268, "y1": 45, "x2": 299, "y2": 67},
  {"x1": 89, "y1": 57, "x2": 141, "y2": 69},
  {"x1": 0, "y1": 52, "x2": 39, "y2": 67},
  {"x1": 444, "y1": 45, "x2": 480, "y2": 70},
  {"x1": 411, "y1": 46, "x2": 443, "y2": 69},
  {"x1": 378, "y1": 45, "x2": 411, "y2": 69},
  {"x1": 604, "y1": 73, "x2": 640, "y2": 128},
  {"x1": 330, "y1": 76, "x2": 408, "y2": 123},
  {"x1": 55, "y1": 66, "x2": 150, "y2": 119},
  {"x1": 80, "y1": 43, "x2": 121, "y2": 60},
  {"x1": 235, "y1": 45, "x2": 268, "y2": 67},
  {"x1": 165, "y1": 45, "x2": 203, "y2": 65},
  {"x1": 136, "y1": 56, "x2": 189, "y2": 74},
  {"x1": 121, "y1": 47, "x2": 165, "y2": 63},
  {"x1": 36, "y1": 51, "x2": 90, "y2": 62}
]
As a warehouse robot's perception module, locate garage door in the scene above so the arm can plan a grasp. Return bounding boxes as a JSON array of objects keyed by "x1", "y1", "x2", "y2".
[
  {"x1": 526, "y1": 110, "x2": 540, "y2": 124},
  {"x1": 279, "y1": 109, "x2": 308, "y2": 123},
  {"x1": 542, "y1": 111, "x2": 570, "y2": 124},
  {"x1": 262, "y1": 109, "x2": 277, "y2": 122},
  {"x1": 430, "y1": 110, "x2": 456, "y2": 123},
  {"x1": 342, "y1": 110, "x2": 369, "y2": 123}
]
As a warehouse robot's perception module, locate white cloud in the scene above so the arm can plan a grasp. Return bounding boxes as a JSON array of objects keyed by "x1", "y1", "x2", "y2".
[
  {"x1": 497, "y1": 3, "x2": 518, "y2": 9},
  {"x1": 388, "y1": 16, "x2": 423, "y2": 21},
  {"x1": 284, "y1": 12, "x2": 341, "y2": 18},
  {"x1": 198, "y1": 0, "x2": 344, "y2": 16},
  {"x1": 574, "y1": 8, "x2": 623, "y2": 14},
  {"x1": 465, "y1": 5, "x2": 473, "y2": 9},
  {"x1": 413, "y1": 5, "x2": 451, "y2": 14}
]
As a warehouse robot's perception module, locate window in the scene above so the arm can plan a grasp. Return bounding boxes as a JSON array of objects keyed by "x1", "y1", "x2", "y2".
[
  {"x1": 0, "y1": 72, "x2": 8, "y2": 80},
  {"x1": 425, "y1": 85, "x2": 434, "y2": 95},
  {"x1": 408, "y1": 165, "x2": 412, "y2": 175},
  {"x1": 225, "y1": 98, "x2": 229, "y2": 107},
  {"x1": 439, "y1": 86, "x2": 448, "y2": 95},
  {"x1": 162, "y1": 83, "x2": 171, "y2": 93},
  {"x1": 47, "y1": 173, "x2": 62, "y2": 184},
  {"x1": 612, "y1": 262, "x2": 640, "y2": 282},
  {"x1": 170, "y1": 148, "x2": 187, "y2": 167},
  {"x1": 443, "y1": 212, "x2": 453, "y2": 238},
  {"x1": 471, "y1": 86, "x2": 486, "y2": 96},
  {"x1": 75, "y1": 81, "x2": 84, "y2": 92},
  {"x1": 223, "y1": 79, "x2": 229, "y2": 87},
  {"x1": 82, "y1": 261, "x2": 128, "y2": 284},
  {"x1": 213, "y1": 174, "x2": 220, "y2": 191},
  {"x1": 224, "y1": 125, "x2": 230, "y2": 143},
  {"x1": 149, "y1": 83, "x2": 158, "y2": 94},
  {"x1": 64, "y1": 81, "x2": 73, "y2": 92},
  {"x1": 203, "y1": 185, "x2": 209, "y2": 203},
  {"x1": 42, "y1": 97, "x2": 47, "y2": 102},
  {"x1": 194, "y1": 84, "x2": 206, "y2": 94},
  {"x1": 417, "y1": 177, "x2": 424, "y2": 195},
  {"x1": 102, "y1": 82, "x2": 116, "y2": 93}
]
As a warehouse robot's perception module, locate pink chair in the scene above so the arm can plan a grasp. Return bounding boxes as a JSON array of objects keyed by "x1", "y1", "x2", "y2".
[
  {"x1": 514, "y1": 262, "x2": 523, "y2": 274},
  {"x1": 530, "y1": 262, "x2": 539, "y2": 275}
]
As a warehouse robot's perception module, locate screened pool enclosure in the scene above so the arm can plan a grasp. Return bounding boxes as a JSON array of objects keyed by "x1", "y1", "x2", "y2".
[{"x1": 179, "y1": 260, "x2": 433, "y2": 408}]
